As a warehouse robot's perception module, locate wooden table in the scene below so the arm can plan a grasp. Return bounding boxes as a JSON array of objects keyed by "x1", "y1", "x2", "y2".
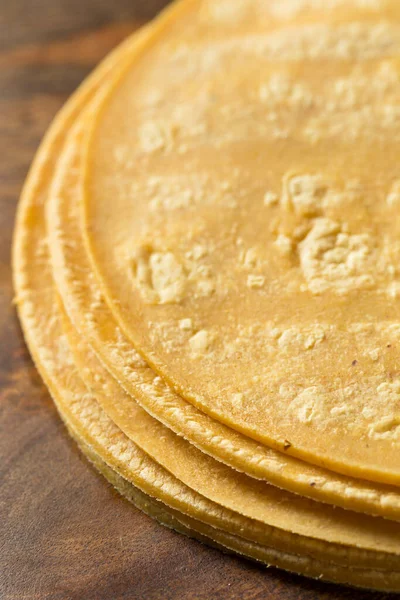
[{"x1": 0, "y1": 1, "x2": 396, "y2": 598}]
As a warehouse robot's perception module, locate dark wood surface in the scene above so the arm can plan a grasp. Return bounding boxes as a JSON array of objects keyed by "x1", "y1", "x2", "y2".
[{"x1": 0, "y1": 2, "x2": 397, "y2": 598}]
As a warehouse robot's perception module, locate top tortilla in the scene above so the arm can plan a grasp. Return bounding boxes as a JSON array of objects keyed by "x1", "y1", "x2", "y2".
[{"x1": 84, "y1": 0, "x2": 400, "y2": 482}]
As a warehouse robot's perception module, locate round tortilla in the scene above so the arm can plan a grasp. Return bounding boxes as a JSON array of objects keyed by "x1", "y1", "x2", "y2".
[
  {"x1": 12, "y1": 22, "x2": 400, "y2": 578},
  {"x1": 12, "y1": 0, "x2": 400, "y2": 590},
  {"x1": 23, "y1": 92, "x2": 400, "y2": 568},
  {"x1": 84, "y1": 0, "x2": 400, "y2": 483}
]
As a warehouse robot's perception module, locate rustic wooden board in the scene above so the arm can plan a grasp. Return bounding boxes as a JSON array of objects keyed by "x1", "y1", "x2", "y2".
[{"x1": 0, "y1": 1, "x2": 396, "y2": 598}]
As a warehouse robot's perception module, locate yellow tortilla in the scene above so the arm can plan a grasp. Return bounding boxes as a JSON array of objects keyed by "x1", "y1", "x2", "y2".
[
  {"x1": 11, "y1": 0, "x2": 400, "y2": 590},
  {"x1": 11, "y1": 32, "x2": 400, "y2": 578},
  {"x1": 11, "y1": 110, "x2": 400, "y2": 598},
  {"x1": 20, "y1": 80, "x2": 400, "y2": 567},
  {"x1": 84, "y1": 0, "x2": 400, "y2": 483},
  {"x1": 49, "y1": 115, "x2": 400, "y2": 521}
]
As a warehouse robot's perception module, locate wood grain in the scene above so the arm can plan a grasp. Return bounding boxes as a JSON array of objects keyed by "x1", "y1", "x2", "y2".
[{"x1": 0, "y1": 1, "x2": 396, "y2": 598}]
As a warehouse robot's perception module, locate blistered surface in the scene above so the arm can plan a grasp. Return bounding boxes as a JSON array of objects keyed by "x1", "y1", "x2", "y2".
[{"x1": 85, "y1": 0, "x2": 400, "y2": 479}]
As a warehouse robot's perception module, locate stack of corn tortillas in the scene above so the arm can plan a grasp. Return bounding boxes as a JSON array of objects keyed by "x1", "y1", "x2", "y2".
[{"x1": 13, "y1": 0, "x2": 400, "y2": 590}]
